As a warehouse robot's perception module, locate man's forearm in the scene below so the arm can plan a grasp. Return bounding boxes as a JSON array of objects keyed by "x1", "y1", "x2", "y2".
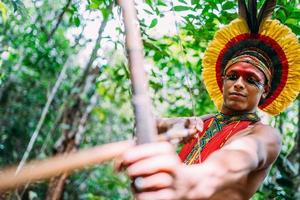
[
  {"x1": 205, "y1": 149, "x2": 259, "y2": 185},
  {"x1": 183, "y1": 148, "x2": 260, "y2": 199}
]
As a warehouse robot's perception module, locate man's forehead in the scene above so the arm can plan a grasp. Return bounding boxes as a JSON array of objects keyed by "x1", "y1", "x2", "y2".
[{"x1": 225, "y1": 62, "x2": 265, "y2": 78}]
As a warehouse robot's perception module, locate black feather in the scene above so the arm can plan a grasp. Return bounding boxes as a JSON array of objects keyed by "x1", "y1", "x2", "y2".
[
  {"x1": 248, "y1": 0, "x2": 259, "y2": 33},
  {"x1": 237, "y1": 0, "x2": 276, "y2": 34},
  {"x1": 238, "y1": 0, "x2": 254, "y2": 34},
  {"x1": 238, "y1": 0, "x2": 248, "y2": 19},
  {"x1": 258, "y1": 0, "x2": 276, "y2": 26}
]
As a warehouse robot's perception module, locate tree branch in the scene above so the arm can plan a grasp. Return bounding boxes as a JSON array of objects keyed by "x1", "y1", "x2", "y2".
[
  {"x1": 15, "y1": 56, "x2": 74, "y2": 175},
  {"x1": 47, "y1": 0, "x2": 72, "y2": 42}
]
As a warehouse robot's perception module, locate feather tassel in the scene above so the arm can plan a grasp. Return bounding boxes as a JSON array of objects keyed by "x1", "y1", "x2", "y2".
[
  {"x1": 258, "y1": 0, "x2": 276, "y2": 26},
  {"x1": 238, "y1": 0, "x2": 276, "y2": 34},
  {"x1": 238, "y1": 0, "x2": 248, "y2": 19},
  {"x1": 249, "y1": 0, "x2": 258, "y2": 33}
]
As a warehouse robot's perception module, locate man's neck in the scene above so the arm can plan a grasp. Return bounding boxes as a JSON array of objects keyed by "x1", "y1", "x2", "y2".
[{"x1": 220, "y1": 105, "x2": 257, "y2": 116}]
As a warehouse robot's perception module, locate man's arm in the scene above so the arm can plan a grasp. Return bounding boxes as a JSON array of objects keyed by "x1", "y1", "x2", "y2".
[
  {"x1": 184, "y1": 124, "x2": 282, "y2": 198},
  {"x1": 120, "y1": 124, "x2": 281, "y2": 200}
]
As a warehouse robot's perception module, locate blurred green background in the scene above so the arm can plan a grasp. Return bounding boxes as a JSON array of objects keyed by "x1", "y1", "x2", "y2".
[{"x1": 0, "y1": 0, "x2": 299, "y2": 199}]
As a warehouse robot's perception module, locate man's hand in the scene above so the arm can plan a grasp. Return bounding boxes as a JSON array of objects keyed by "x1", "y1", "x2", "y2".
[
  {"x1": 157, "y1": 117, "x2": 205, "y2": 143},
  {"x1": 118, "y1": 142, "x2": 217, "y2": 200},
  {"x1": 119, "y1": 142, "x2": 184, "y2": 199}
]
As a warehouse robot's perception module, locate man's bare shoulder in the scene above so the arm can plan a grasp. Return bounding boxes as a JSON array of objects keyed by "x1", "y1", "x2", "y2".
[
  {"x1": 224, "y1": 121, "x2": 282, "y2": 170},
  {"x1": 248, "y1": 122, "x2": 282, "y2": 168},
  {"x1": 228, "y1": 122, "x2": 280, "y2": 144},
  {"x1": 251, "y1": 122, "x2": 282, "y2": 145}
]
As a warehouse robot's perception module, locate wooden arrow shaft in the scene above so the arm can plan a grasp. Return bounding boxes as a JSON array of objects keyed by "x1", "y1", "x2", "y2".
[{"x1": 0, "y1": 140, "x2": 133, "y2": 192}]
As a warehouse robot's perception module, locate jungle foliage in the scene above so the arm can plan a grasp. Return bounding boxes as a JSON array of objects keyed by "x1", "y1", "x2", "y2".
[{"x1": 0, "y1": 0, "x2": 299, "y2": 199}]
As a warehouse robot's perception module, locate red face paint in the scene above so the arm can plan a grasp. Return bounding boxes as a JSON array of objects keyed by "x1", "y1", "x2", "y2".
[{"x1": 224, "y1": 63, "x2": 265, "y2": 89}]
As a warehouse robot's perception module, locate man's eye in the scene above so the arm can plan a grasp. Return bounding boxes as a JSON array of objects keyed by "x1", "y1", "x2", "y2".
[
  {"x1": 226, "y1": 74, "x2": 238, "y2": 80},
  {"x1": 247, "y1": 77, "x2": 258, "y2": 85}
]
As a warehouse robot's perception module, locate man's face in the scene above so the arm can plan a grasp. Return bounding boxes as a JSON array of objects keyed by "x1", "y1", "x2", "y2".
[{"x1": 221, "y1": 62, "x2": 269, "y2": 114}]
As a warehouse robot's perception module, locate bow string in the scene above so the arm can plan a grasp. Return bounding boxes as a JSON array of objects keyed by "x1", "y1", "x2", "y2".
[{"x1": 170, "y1": 0, "x2": 201, "y2": 161}]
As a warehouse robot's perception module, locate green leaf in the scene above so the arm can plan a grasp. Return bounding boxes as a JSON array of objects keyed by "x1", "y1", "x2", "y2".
[
  {"x1": 173, "y1": 5, "x2": 191, "y2": 11},
  {"x1": 286, "y1": 23, "x2": 300, "y2": 36},
  {"x1": 157, "y1": 0, "x2": 167, "y2": 6},
  {"x1": 143, "y1": 9, "x2": 153, "y2": 15},
  {"x1": 71, "y1": 5, "x2": 78, "y2": 12},
  {"x1": 10, "y1": 0, "x2": 27, "y2": 17},
  {"x1": 101, "y1": 8, "x2": 110, "y2": 20},
  {"x1": 149, "y1": 18, "x2": 158, "y2": 28},
  {"x1": 186, "y1": 14, "x2": 197, "y2": 19},
  {"x1": 0, "y1": 1, "x2": 8, "y2": 22},
  {"x1": 89, "y1": 2, "x2": 99, "y2": 9},
  {"x1": 155, "y1": 7, "x2": 160, "y2": 15},
  {"x1": 91, "y1": 0, "x2": 102, "y2": 5},
  {"x1": 191, "y1": 0, "x2": 199, "y2": 5},
  {"x1": 276, "y1": 9, "x2": 286, "y2": 22},
  {"x1": 222, "y1": 2, "x2": 235, "y2": 10},
  {"x1": 178, "y1": 0, "x2": 187, "y2": 4},
  {"x1": 285, "y1": 18, "x2": 298, "y2": 25},
  {"x1": 289, "y1": 11, "x2": 300, "y2": 19},
  {"x1": 145, "y1": 0, "x2": 152, "y2": 6},
  {"x1": 74, "y1": 16, "x2": 80, "y2": 27}
]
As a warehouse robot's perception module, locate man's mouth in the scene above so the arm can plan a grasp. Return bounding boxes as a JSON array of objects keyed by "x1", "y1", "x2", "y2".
[{"x1": 229, "y1": 92, "x2": 246, "y2": 97}]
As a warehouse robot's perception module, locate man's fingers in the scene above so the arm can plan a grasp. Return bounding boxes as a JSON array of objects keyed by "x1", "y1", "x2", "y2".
[
  {"x1": 135, "y1": 188, "x2": 177, "y2": 200},
  {"x1": 158, "y1": 126, "x2": 204, "y2": 145},
  {"x1": 126, "y1": 154, "x2": 180, "y2": 177},
  {"x1": 134, "y1": 172, "x2": 173, "y2": 191},
  {"x1": 122, "y1": 142, "x2": 175, "y2": 165},
  {"x1": 187, "y1": 117, "x2": 204, "y2": 132},
  {"x1": 158, "y1": 128, "x2": 195, "y2": 141},
  {"x1": 112, "y1": 141, "x2": 135, "y2": 171}
]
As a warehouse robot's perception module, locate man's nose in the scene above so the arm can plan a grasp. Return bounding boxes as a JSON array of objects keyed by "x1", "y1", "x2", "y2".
[{"x1": 233, "y1": 76, "x2": 245, "y2": 90}]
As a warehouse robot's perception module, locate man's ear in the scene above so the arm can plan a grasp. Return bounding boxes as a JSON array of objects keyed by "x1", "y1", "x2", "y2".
[
  {"x1": 262, "y1": 85, "x2": 270, "y2": 99},
  {"x1": 259, "y1": 86, "x2": 269, "y2": 105},
  {"x1": 221, "y1": 79, "x2": 225, "y2": 93}
]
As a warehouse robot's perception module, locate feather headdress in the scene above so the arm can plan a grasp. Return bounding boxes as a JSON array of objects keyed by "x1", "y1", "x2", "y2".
[{"x1": 202, "y1": 0, "x2": 300, "y2": 116}]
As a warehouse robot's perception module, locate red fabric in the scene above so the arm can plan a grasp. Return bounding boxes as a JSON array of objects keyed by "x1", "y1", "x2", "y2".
[
  {"x1": 178, "y1": 119, "x2": 252, "y2": 163},
  {"x1": 178, "y1": 118, "x2": 213, "y2": 161},
  {"x1": 200, "y1": 121, "x2": 251, "y2": 162}
]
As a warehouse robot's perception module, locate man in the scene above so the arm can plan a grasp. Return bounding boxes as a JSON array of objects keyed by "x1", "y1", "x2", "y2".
[{"x1": 119, "y1": 0, "x2": 300, "y2": 199}]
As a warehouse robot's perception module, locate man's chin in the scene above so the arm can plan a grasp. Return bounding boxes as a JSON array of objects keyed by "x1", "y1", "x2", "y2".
[{"x1": 224, "y1": 102, "x2": 248, "y2": 113}]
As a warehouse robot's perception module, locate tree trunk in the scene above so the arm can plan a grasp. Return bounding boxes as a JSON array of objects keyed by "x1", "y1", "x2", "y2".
[
  {"x1": 45, "y1": 67, "x2": 100, "y2": 199},
  {"x1": 46, "y1": 173, "x2": 69, "y2": 200},
  {"x1": 46, "y1": 138, "x2": 75, "y2": 200},
  {"x1": 45, "y1": 3, "x2": 112, "y2": 195}
]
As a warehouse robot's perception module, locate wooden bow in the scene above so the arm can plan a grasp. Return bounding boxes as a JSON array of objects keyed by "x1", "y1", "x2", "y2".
[
  {"x1": 0, "y1": 0, "x2": 204, "y2": 192},
  {"x1": 119, "y1": 0, "x2": 157, "y2": 144},
  {"x1": 0, "y1": 0, "x2": 157, "y2": 191}
]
